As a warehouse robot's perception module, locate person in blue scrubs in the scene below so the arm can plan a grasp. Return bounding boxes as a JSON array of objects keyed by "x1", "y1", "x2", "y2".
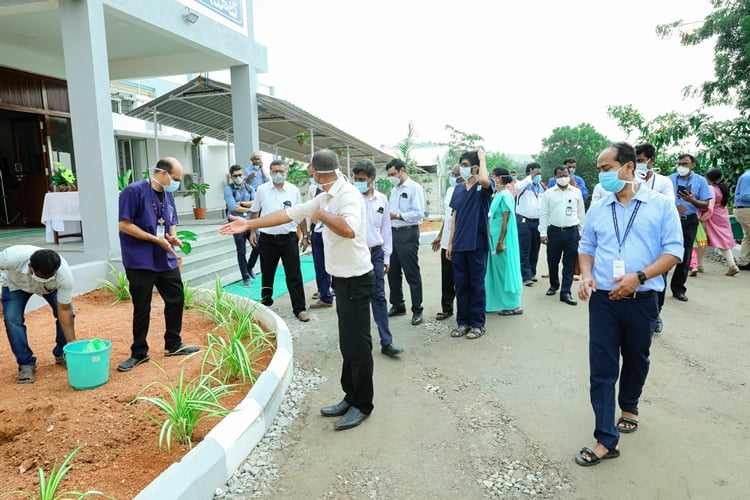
[
  {"x1": 447, "y1": 149, "x2": 494, "y2": 339},
  {"x1": 668, "y1": 154, "x2": 713, "y2": 301},
  {"x1": 575, "y1": 142, "x2": 683, "y2": 466}
]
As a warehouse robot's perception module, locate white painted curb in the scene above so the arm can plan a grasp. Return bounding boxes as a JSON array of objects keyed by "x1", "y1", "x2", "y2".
[{"x1": 135, "y1": 296, "x2": 293, "y2": 500}]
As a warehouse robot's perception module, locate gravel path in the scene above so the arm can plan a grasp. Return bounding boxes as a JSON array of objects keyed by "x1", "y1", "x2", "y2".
[{"x1": 216, "y1": 246, "x2": 750, "y2": 499}]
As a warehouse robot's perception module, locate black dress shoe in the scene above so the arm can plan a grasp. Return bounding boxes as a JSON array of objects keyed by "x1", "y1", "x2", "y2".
[
  {"x1": 411, "y1": 313, "x2": 424, "y2": 325},
  {"x1": 334, "y1": 406, "x2": 369, "y2": 430},
  {"x1": 320, "y1": 400, "x2": 351, "y2": 417},
  {"x1": 560, "y1": 293, "x2": 578, "y2": 306},
  {"x1": 388, "y1": 306, "x2": 406, "y2": 317},
  {"x1": 381, "y1": 344, "x2": 403, "y2": 357},
  {"x1": 546, "y1": 287, "x2": 557, "y2": 296},
  {"x1": 673, "y1": 293, "x2": 688, "y2": 302},
  {"x1": 738, "y1": 264, "x2": 750, "y2": 270}
]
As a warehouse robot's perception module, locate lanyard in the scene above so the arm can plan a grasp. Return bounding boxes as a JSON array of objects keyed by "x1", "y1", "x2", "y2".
[{"x1": 612, "y1": 200, "x2": 641, "y2": 257}]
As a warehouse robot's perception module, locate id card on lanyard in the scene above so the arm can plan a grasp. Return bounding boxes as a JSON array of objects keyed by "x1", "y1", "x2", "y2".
[{"x1": 611, "y1": 201, "x2": 641, "y2": 278}]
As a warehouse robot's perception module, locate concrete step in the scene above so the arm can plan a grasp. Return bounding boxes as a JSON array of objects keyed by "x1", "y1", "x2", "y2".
[{"x1": 178, "y1": 222, "x2": 244, "y2": 288}]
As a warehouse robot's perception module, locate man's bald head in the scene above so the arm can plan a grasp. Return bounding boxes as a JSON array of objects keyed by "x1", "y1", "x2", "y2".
[{"x1": 311, "y1": 149, "x2": 340, "y2": 171}]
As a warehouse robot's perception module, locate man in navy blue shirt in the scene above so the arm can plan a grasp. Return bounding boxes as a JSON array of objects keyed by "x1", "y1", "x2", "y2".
[
  {"x1": 447, "y1": 149, "x2": 494, "y2": 340},
  {"x1": 668, "y1": 154, "x2": 713, "y2": 301},
  {"x1": 576, "y1": 142, "x2": 682, "y2": 466}
]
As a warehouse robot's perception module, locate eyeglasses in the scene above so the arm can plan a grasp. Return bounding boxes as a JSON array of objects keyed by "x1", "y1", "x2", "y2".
[{"x1": 231, "y1": 174, "x2": 244, "y2": 178}]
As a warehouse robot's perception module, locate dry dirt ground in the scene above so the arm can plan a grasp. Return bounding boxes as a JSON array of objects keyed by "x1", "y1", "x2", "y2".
[
  {"x1": 0, "y1": 289, "x2": 271, "y2": 499},
  {"x1": 255, "y1": 247, "x2": 749, "y2": 499}
]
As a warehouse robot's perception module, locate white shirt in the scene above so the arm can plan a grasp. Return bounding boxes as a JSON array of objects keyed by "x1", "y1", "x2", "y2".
[
  {"x1": 538, "y1": 185, "x2": 586, "y2": 237},
  {"x1": 286, "y1": 178, "x2": 373, "y2": 278},
  {"x1": 643, "y1": 172, "x2": 675, "y2": 200},
  {"x1": 514, "y1": 176, "x2": 545, "y2": 218},
  {"x1": 388, "y1": 177, "x2": 425, "y2": 228},
  {"x1": 250, "y1": 181, "x2": 302, "y2": 235},
  {"x1": 363, "y1": 189, "x2": 392, "y2": 264},
  {"x1": 440, "y1": 186, "x2": 455, "y2": 249},
  {"x1": 0, "y1": 245, "x2": 75, "y2": 304},
  {"x1": 591, "y1": 182, "x2": 606, "y2": 202}
]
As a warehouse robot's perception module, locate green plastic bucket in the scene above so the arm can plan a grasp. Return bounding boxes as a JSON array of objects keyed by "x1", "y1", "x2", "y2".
[{"x1": 62, "y1": 339, "x2": 112, "y2": 390}]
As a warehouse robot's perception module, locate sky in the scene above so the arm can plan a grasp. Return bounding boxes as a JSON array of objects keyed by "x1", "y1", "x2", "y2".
[{"x1": 249, "y1": 0, "x2": 732, "y2": 156}]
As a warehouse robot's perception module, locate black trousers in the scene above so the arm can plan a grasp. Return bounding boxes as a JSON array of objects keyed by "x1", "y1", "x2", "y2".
[
  {"x1": 388, "y1": 226, "x2": 423, "y2": 313},
  {"x1": 546, "y1": 226, "x2": 579, "y2": 294},
  {"x1": 440, "y1": 248, "x2": 455, "y2": 314},
  {"x1": 125, "y1": 267, "x2": 184, "y2": 358},
  {"x1": 332, "y1": 270, "x2": 375, "y2": 414},
  {"x1": 258, "y1": 232, "x2": 306, "y2": 314},
  {"x1": 670, "y1": 215, "x2": 699, "y2": 296}
]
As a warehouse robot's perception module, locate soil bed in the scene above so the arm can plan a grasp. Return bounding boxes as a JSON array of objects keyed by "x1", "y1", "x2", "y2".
[{"x1": 0, "y1": 289, "x2": 273, "y2": 499}]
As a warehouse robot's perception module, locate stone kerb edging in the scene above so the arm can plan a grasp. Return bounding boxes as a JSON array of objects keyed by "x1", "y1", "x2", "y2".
[{"x1": 136, "y1": 293, "x2": 293, "y2": 500}]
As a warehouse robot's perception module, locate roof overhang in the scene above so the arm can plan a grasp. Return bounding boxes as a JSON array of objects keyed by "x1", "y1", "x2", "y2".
[{"x1": 126, "y1": 76, "x2": 391, "y2": 164}]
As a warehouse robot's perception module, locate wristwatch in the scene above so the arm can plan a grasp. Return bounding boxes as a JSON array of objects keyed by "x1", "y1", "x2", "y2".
[{"x1": 636, "y1": 270, "x2": 647, "y2": 284}]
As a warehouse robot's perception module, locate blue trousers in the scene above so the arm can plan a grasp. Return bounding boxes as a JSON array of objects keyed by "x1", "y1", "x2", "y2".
[
  {"x1": 588, "y1": 290, "x2": 657, "y2": 449},
  {"x1": 546, "y1": 226, "x2": 578, "y2": 294},
  {"x1": 2, "y1": 287, "x2": 69, "y2": 367},
  {"x1": 452, "y1": 249, "x2": 488, "y2": 328},
  {"x1": 517, "y1": 216, "x2": 540, "y2": 281},
  {"x1": 311, "y1": 231, "x2": 333, "y2": 304},
  {"x1": 233, "y1": 231, "x2": 260, "y2": 280},
  {"x1": 369, "y1": 245, "x2": 393, "y2": 347}
]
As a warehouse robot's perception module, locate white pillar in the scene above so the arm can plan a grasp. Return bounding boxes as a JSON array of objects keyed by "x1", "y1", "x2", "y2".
[
  {"x1": 59, "y1": 0, "x2": 120, "y2": 260},
  {"x1": 230, "y1": 64, "x2": 259, "y2": 167}
]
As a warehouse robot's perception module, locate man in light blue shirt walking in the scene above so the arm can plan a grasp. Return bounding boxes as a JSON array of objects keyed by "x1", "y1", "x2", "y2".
[
  {"x1": 734, "y1": 167, "x2": 750, "y2": 269},
  {"x1": 575, "y1": 142, "x2": 682, "y2": 467}
]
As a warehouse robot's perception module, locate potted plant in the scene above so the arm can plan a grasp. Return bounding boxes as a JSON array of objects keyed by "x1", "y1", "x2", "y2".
[
  {"x1": 186, "y1": 181, "x2": 210, "y2": 219},
  {"x1": 295, "y1": 132, "x2": 310, "y2": 146},
  {"x1": 49, "y1": 161, "x2": 77, "y2": 192}
]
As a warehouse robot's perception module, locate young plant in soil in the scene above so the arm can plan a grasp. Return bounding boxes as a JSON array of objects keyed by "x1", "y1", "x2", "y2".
[
  {"x1": 2, "y1": 446, "x2": 112, "y2": 499},
  {"x1": 133, "y1": 363, "x2": 236, "y2": 450},
  {"x1": 96, "y1": 264, "x2": 131, "y2": 304},
  {"x1": 202, "y1": 302, "x2": 275, "y2": 384}
]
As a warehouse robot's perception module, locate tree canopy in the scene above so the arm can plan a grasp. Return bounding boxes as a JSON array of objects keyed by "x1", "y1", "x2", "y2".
[
  {"x1": 533, "y1": 123, "x2": 610, "y2": 189},
  {"x1": 657, "y1": 0, "x2": 750, "y2": 111}
]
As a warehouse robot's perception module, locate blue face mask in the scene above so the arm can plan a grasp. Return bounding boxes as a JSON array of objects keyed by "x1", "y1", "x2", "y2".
[
  {"x1": 599, "y1": 166, "x2": 626, "y2": 193},
  {"x1": 309, "y1": 177, "x2": 320, "y2": 188},
  {"x1": 353, "y1": 181, "x2": 369, "y2": 193},
  {"x1": 532, "y1": 174, "x2": 541, "y2": 184},
  {"x1": 164, "y1": 179, "x2": 180, "y2": 192},
  {"x1": 449, "y1": 176, "x2": 458, "y2": 188},
  {"x1": 459, "y1": 166, "x2": 473, "y2": 180}
]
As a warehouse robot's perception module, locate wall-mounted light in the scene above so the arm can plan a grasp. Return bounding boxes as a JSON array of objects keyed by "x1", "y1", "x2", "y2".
[{"x1": 182, "y1": 7, "x2": 199, "y2": 24}]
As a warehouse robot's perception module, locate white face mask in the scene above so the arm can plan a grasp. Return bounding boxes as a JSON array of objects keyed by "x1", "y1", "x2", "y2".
[
  {"x1": 272, "y1": 173, "x2": 286, "y2": 184},
  {"x1": 232, "y1": 176, "x2": 244, "y2": 185},
  {"x1": 676, "y1": 166, "x2": 690, "y2": 177},
  {"x1": 556, "y1": 176, "x2": 570, "y2": 187},
  {"x1": 30, "y1": 270, "x2": 55, "y2": 283},
  {"x1": 388, "y1": 175, "x2": 400, "y2": 187}
]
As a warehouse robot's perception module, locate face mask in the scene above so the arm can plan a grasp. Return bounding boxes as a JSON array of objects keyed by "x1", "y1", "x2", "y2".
[
  {"x1": 388, "y1": 175, "x2": 400, "y2": 187},
  {"x1": 511, "y1": 175, "x2": 517, "y2": 181},
  {"x1": 309, "y1": 177, "x2": 320, "y2": 188},
  {"x1": 232, "y1": 176, "x2": 244, "y2": 186},
  {"x1": 459, "y1": 166, "x2": 474, "y2": 179},
  {"x1": 569, "y1": 168, "x2": 576, "y2": 176},
  {"x1": 676, "y1": 166, "x2": 690, "y2": 177},
  {"x1": 30, "y1": 270, "x2": 54, "y2": 283},
  {"x1": 153, "y1": 173, "x2": 180, "y2": 192},
  {"x1": 449, "y1": 176, "x2": 458, "y2": 188},
  {"x1": 556, "y1": 177, "x2": 570, "y2": 187},
  {"x1": 532, "y1": 174, "x2": 541, "y2": 185},
  {"x1": 353, "y1": 181, "x2": 369, "y2": 193},
  {"x1": 272, "y1": 173, "x2": 285, "y2": 184},
  {"x1": 599, "y1": 166, "x2": 628, "y2": 193}
]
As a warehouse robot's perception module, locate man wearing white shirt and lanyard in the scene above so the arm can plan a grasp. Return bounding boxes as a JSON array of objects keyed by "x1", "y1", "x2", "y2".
[
  {"x1": 635, "y1": 143, "x2": 675, "y2": 333},
  {"x1": 221, "y1": 149, "x2": 375, "y2": 431},
  {"x1": 249, "y1": 160, "x2": 310, "y2": 322},
  {"x1": 539, "y1": 165, "x2": 586, "y2": 306},
  {"x1": 431, "y1": 165, "x2": 463, "y2": 321},
  {"x1": 515, "y1": 162, "x2": 546, "y2": 286},
  {"x1": 353, "y1": 159, "x2": 403, "y2": 358},
  {"x1": 385, "y1": 158, "x2": 426, "y2": 326}
]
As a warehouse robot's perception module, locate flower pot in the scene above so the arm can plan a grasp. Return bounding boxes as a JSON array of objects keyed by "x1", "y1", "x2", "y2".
[
  {"x1": 297, "y1": 140, "x2": 305, "y2": 146},
  {"x1": 193, "y1": 207, "x2": 207, "y2": 220}
]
